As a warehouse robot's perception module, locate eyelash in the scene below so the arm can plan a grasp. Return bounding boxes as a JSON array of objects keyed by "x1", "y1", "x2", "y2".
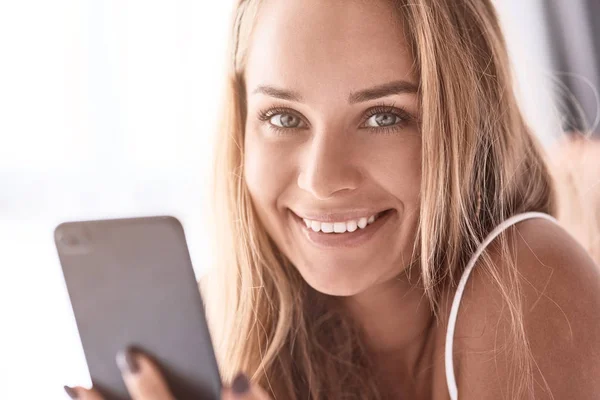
[
  {"x1": 256, "y1": 101, "x2": 414, "y2": 135},
  {"x1": 362, "y1": 102, "x2": 413, "y2": 134},
  {"x1": 256, "y1": 106, "x2": 303, "y2": 135}
]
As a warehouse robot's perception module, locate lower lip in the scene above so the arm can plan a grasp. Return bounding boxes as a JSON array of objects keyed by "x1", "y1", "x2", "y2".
[{"x1": 292, "y1": 210, "x2": 394, "y2": 248}]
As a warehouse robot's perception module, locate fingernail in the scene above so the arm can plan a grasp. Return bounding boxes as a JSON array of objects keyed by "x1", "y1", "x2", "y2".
[
  {"x1": 116, "y1": 347, "x2": 140, "y2": 374},
  {"x1": 63, "y1": 385, "x2": 78, "y2": 399},
  {"x1": 232, "y1": 372, "x2": 250, "y2": 395}
]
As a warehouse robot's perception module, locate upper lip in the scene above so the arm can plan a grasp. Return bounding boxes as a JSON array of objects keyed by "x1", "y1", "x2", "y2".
[{"x1": 290, "y1": 208, "x2": 391, "y2": 222}]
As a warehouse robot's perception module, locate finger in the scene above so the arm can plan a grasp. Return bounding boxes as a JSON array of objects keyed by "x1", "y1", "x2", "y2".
[
  {"x1": 116, "y1": 348, "x2": 175, "y2": 400},
  {"x1": 221, "y1": 373, "x2": 271, "y2": 400},
  {"x1": 63, "y1": 385, "x2": 104, "y2": 400},
  {"x1": 221, "y1": 384, "x2": 272, "y2": 400}
]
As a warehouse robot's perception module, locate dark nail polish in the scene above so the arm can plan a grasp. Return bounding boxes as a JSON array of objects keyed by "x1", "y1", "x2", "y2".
[
  {"x1": 117, "y1": 347, "x2": 140, "y2": 374},
  {"x1": 232, "y1": 373, "x2": 250, "y2": 395},
  {"x1": 64, "y1": 385, "x2": 78, "y2": 399}
]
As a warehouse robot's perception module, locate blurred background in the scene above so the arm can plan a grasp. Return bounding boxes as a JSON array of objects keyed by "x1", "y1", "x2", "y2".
[{"x1": 0, "y1": 1, "x2": 598, "y2": 398}]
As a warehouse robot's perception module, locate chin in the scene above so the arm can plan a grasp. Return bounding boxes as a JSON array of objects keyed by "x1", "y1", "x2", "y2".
[{"x1": 296, "y1": 264, "x2": 374, "y2": 297}]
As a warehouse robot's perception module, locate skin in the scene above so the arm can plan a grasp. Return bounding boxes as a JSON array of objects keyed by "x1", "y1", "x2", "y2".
[
  {"x1": 68, "y1": 352, "x2": 271, "y2": 400},
  {"x1": 242, "y1": 0, "x2": 436, "y2": 396},
  {"x1": 244, "y1": 0, "x2": 422, "y2": 298},
  {"x1": 68, "y1": 0, "x2": 600, "y2": 398},
  {"x1": 243, "y1": 0, "x2": 435, "y2": 383}
]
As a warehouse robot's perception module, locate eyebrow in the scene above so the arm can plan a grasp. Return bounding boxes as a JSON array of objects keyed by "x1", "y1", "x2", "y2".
[
  {"x1": 252, "y1": 80, "x2": 418, "y2": 104},
  {"x1": 252, "y1": 85, "x2": 303, "y2": 102},
  {"x1": 348, "y1": 80, "x2": 418, "y2": 104}
]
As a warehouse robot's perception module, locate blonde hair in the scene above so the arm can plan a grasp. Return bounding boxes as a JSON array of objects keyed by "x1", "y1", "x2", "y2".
[{"x1": 202, "y1": 0, "x2": 560, "y2": 398}]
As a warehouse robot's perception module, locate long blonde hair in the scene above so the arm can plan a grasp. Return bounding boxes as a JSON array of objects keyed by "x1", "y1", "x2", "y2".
[{"x1": 202, "y1": 1, "x2": 559, "y2": 398}]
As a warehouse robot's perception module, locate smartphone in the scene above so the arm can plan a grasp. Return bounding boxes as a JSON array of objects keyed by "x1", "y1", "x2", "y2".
[{"x1": 55, "y1": 216, "x2": 221, "y2": 400}]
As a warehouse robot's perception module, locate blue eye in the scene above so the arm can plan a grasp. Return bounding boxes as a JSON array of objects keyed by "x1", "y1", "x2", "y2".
[
  {"x1": 270, "y1": 113, "x2": 304, "y2": 129},
  {"x1": 257, "y1": 107, "x2": 308, "y2": 134},
  {"x1": 364, "y1": 113, "x2": 403, "y2": 128},
  {"x1": 360, "y1": 103, "x2": 415, "y2": 133}
]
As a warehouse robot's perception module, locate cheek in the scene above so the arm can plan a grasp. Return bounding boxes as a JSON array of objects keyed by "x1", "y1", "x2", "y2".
[
  {"x1": 368, "y1": 135, "x2": 422, "y2": 201},
  {"x1": 244, "y1": 131, "x2": 296, "y2": 214}
]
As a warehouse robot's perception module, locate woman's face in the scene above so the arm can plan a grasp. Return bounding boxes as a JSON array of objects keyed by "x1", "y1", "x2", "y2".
[{"x1": 243, "y1": 0, "x2": 422, "y2": 296}]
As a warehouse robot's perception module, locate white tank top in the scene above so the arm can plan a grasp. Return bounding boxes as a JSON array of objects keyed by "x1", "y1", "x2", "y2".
[{"x1": 444, "y1": 211, "x2": 560, "y2": 399}]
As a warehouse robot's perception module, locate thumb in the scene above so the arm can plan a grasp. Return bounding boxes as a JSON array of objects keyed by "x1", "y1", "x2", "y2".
[
  {"x1": 116, "y1": 348, "x2": 175, "y2": 400},
  {"x1": 222, "y1": 373, "x2": 271, "y2": 400}
]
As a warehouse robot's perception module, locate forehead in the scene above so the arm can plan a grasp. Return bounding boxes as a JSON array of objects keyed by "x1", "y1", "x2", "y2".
[{"x1": 244, "y1": 0, "x2": 416, "y2": 102}]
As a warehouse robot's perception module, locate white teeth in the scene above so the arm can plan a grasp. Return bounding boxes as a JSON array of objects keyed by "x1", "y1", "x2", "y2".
[
  {"x1": 310, "y1": 220, "x2": 320, "y2": 232},
  {"x1": 321, "y1": 222, "x2": 334, "y2": 233},
  {"x1": 333, "y1": 222, "x2": 346, "y2": 233},
  {"x1": 347, "y1": 220, "x2": 358, "y2": 232},
  {"x1": 300, "y1": 213, "x2": 381, "y2": 234},
  {"x1": 357, "y1": 217, "x2": 368, "y2": 229}
]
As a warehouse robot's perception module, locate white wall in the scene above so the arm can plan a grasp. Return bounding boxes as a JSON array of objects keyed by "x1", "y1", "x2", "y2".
[
  {"x1": 0, "y1": 1, "x2": 559, "y2": 399},
  {"x1": 493, "y1": 0, "x2": 563, "y2": 147},
  {"x1": 0, "y1": 1, "x2": 232, "y2": 398}
]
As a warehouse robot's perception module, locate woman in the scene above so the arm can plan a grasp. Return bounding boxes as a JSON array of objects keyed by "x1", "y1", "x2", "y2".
[{"x1": 66, "y1": 0, "x2": 600, "y2": 399}]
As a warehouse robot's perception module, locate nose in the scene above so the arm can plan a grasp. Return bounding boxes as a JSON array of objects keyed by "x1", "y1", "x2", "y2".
[{"x1": 297, "y1": 131, "x2": 363, "y2": 200}]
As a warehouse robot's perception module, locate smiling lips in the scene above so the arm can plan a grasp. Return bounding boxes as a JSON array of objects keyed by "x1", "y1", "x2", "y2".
[
  {"x1": 291, "y1": 209, "x2": 393, "y2": 248},
  {"x1": 301, "y1": 213, "x2": 380, "y2": 233}
]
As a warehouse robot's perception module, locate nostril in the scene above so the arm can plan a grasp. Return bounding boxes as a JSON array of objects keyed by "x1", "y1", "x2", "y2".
[{"x1": 297, "y1": 162, "x2": 363, "y2": 200}]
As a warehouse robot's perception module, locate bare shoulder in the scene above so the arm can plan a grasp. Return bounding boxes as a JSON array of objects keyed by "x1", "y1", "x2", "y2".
[{"x1": 453, "y1": 217, "x2": 600, "y2": 399}]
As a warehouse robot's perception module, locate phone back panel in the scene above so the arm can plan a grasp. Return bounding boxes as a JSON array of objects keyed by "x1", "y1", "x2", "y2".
[{"x1": 55, "y1": 216, "x2": 221, "y2": 400}]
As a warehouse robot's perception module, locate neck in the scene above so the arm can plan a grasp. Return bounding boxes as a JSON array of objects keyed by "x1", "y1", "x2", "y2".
[{"x1": 341, "y1": 270, "x2": 436, "y2": 378}]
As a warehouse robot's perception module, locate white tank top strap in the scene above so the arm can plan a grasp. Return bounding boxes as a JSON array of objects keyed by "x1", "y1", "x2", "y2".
[{"x1": 444, "y1": 211, "x2": 560, "y2": 400}]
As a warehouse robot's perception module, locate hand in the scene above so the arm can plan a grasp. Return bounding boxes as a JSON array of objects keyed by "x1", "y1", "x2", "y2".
[{"x1": 64, "y1": 348, "x2": 271, "y2": 400}]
